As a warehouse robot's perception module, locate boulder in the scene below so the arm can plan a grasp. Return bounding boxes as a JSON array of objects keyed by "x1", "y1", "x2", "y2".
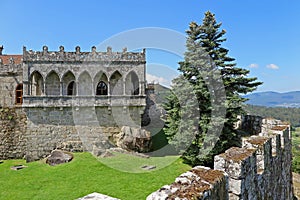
[
  {"x1": 46, "y1": 150, "x2": 73, "y2": 166},
  {"x1": 91, "y1": 140, "x2": 113, "y2": 157},
  {"x1": 114, "y1": 126, "x2": 151, "y2": 152},
  {"x1": 77, "y1": 192, "x2": 120, "y2": 200}
]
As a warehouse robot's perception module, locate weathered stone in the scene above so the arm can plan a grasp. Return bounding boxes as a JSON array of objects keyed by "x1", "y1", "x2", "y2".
[
  {"x1": 77, "y1": 192, "x2": 120, "y2": 200},
  {"x1": 10, "y1": 165, "x2": 27, "y2": 170},
  {"x1": 100, "y1": 151, "x2": 114, "y2": 158},
  {"x1": 229, "y1": 178, "x2": 242, "y2": 195},
  {"x1": 149, "y1": 117, "x2": 293, "y2": 200},
  {"x1": 46, "y1": 150, "x2": 73, "y2": 166},
  {"x1": 114, "y1": 126, "x2": 151, "y2": 152},
  {"x1": 147, "y1": 166, "x2": 228, "y2": 200},
  {"x1": 141, "y1": 165, "x2": 156, "y2": 170}
]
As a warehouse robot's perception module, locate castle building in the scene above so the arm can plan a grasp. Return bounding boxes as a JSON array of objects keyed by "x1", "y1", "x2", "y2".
[
  {"x1": 0, "y1": 45, "x2": 147, "y2": 161},
  {"x1": 0, "y1": 45, "x2": 146, "y2": 110}
]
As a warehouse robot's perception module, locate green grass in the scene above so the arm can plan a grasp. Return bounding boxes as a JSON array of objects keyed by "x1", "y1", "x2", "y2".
[
  {"x1": 292, "y1": 127, "x2": 300, "y2": 173},
  {"x1": 0, "y1": 152, "x2": 191, "y2": 200}
]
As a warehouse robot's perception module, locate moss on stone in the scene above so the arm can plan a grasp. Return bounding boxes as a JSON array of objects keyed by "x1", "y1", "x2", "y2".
[{"x1": 220, "y1": 147, "x2": 256, "y2": 162}]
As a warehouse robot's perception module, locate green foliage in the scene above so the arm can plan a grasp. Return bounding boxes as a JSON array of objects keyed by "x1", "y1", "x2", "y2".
[
  {"x1": 0, "y1": 152, "x2": 191, "y2": 200},
  {"x1": 163, "y1": 11, "x2": 262, "y2": 166},
  {"x1": 244, "y1": 104, "x2": 300, "y2": 127},
  {"x1": 292, "y1": 128, "x2": 300, "y2": 173}
]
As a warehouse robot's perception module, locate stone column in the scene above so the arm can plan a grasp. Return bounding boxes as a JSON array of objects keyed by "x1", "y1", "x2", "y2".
[
  {"x1": 91, "y1": 83, "x2": 95, "y2": 96},
  {"x1": 23, "y1": 81, "x2": 29, "y2": 96},
  {"x1": 107, "y1": 81, "x2": 111, "y2": 96},
  {"x1": 123, "y1": 79, "x2": 126, "y2": 95},
  {"x1": 60, "y1": 82, "x2": 63, "y2": 96},
  {"x1": 42, "y1": 82, "x2": 46, "y2": 96},
  {"x1": 76, "y1": 81, "x2": 79, "y2": 96},
  {"x1": 139, "y1": 81, "x2": 144, "y2": 95}
]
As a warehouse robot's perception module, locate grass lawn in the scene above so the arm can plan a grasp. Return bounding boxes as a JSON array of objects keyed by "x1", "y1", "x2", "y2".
[{"x1": 0, "y1": 152, "x2": 191, "y2": 200}]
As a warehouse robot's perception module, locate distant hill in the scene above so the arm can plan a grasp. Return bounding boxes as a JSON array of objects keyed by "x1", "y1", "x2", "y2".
[
  {"x1": 244, "y1": 91, "x2": 300, "y2": 107},
  {"x1": 150, "y1": 85, "x2": 300, "y2": 108}
]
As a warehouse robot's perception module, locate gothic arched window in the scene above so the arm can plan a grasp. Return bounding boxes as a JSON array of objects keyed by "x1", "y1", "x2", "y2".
[
  {"x1": 67, "y1": 81, "x2": 76, "y2": 96},
  {"x1": 96, "y1": 81, "x2": 108, "y2": 95}
]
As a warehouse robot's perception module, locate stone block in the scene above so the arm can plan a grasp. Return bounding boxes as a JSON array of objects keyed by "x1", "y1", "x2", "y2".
[
  {"x1": 214, "y1": 147, "x2": 256, "y2": 179},
  {"x1": 229, "y1": 178, "x2": 242, "y2": 195}
]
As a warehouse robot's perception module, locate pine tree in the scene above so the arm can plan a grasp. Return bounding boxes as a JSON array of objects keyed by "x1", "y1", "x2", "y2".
[{"x1": 163, "y1": 11, "x2": 262, "y2": 166}]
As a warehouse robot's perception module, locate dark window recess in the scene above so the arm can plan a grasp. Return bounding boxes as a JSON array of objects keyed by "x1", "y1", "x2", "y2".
[
  {"x1": 16, "y1": 84, "x2": 23, "y2": 105},
  {"x1": 67, "y1": 81, "x2": 76, "y2": 95},
  {"x1": 96, "y1": 81, "x2": 108, "y2": 95}
]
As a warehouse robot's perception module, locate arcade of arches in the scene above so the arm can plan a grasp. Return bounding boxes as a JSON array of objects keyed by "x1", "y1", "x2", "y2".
[{"x1": 27, "y1": 70, "x2": 140, "y2": 96}]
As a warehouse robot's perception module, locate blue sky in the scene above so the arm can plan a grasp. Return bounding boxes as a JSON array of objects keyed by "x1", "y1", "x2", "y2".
[{"x1": 1, "y1": 0, "x2": 299, "y2": 92}]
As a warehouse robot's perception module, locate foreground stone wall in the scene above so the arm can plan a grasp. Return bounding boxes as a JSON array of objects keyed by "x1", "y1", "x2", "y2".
[
  {"x1": 148, "y1": 116, "x2": 294, "y2": 199},
  {"x1": 147, "y1": 166, "x2": 228, "y2": 200}
]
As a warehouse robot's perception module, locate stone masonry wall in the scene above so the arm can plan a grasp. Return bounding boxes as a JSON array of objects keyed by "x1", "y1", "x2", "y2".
[
  {"x1": 147, "y1": 166, "x2": 228, "y2": 200},
  {"x1": 148, "y1": 116, "x2": 294, "y2": 199},
  {"x1": 0, "y1": 105, "x2": 145, "y2": 161},
  {"x1": 24, "y1": 106, "x2": 144, "y2": 161},
  {"x1": 0, "y1": 107, "x2": 27, "y2": 159},
  {"x1": 0, "y1": 67, "x2": 22, "y2": 107}
]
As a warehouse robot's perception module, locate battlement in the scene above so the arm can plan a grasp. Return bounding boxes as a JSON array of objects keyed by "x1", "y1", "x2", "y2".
[
  {"x1": 23, "y1": 46, "x2": 146, "y2": 63},
  {"x1": 148, "y1": 116, "x2": 294, "y2": 199},
  {"x1": 147, "y1": 166, "x2": 228, "y2": 200}
]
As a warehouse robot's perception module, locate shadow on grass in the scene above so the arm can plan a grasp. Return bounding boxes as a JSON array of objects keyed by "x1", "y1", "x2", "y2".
[{"x1": 147, "y1": 129, "x2": 179, "y2": 157}]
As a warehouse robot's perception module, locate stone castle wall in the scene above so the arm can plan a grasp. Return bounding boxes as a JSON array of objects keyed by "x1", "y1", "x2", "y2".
[
  {"x1": 0, "y1": 107, "x2": 27, "y2": 159},
  {"x1": 0, "y1": 105, "x2": 145, "y2": 161},
  {"x1": 148, "y1": 116, "x2": 294, "y2": 200},
  {"x1": 0, "y1": 46, "x2": 148, "y2": 161},
  {"x1": 0, "y1": 63, "x2": 23, "y2": 107}
]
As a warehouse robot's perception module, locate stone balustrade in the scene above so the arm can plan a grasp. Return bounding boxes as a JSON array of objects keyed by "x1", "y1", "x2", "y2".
[{"x1": 22, "y1": 95, "x2": 146, "y2": 108}]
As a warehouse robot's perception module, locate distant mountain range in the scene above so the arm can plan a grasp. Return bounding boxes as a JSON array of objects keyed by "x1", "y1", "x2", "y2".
[
  {"x1": 244, "y1": 91, "x2": 300, "y2": 107},
  {"x1": 151, "y1": 84, "x2": 300, "y2": 108}
]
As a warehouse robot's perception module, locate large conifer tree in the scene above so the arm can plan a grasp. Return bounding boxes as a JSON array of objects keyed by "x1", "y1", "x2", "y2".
[{"x1": 163, "y1": 11, "x2": 262, "y2": 166}]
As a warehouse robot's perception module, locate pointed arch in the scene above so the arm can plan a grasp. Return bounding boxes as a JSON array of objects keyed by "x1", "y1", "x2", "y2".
[
  {"x1": 45, "y1": 70, "x2": 60, "y2": 95},
  {"x1": 30, "y1": 71, "x2": 44, "y2": 96},
  {"x1": 15, "y1": 84, "x2": 23, "y2": 105},
  {"x1": 110, "y1": 70, "x2": 123, "y2": 95},
  {"x1": 94, "y1": 71, "x2": 108, "y2": 95},
  {"x1": 62, "y1": 71, "x2": 76, "y2": 95},
  {"x1": 125, "y1": 71, "x2": 139, "y2": 95},
  {"x1": 78, "y1": 71, "x2": 92, "y2": 95}
]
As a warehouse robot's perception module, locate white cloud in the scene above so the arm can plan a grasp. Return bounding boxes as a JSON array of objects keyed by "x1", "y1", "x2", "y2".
[
  {"x1": 266, "y1": 64, "x2": 279, "y2": 70},
  {"x1": 146, "y1": 73, "x2": 170, "y2": 86},
  {"x1": 248, "y1": 63, "x2": 259, "y2": 68}
]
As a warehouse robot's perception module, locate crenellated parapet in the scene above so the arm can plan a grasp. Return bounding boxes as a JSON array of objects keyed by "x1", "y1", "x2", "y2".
[
  {"x1": 148, "y1": 116, "x2": 294, "y2": 199},
  {"x1": 23, "y1": 46, "x2": 146, "y2": 63},
  {"x1": 147, "y1": 166, "x2": 228, "y2": 200}
]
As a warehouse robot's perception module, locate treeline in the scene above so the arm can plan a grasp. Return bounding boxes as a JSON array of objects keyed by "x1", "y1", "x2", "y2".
[{"x1": 244, "y1": 104, "x2": 300, "y2": 127}]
